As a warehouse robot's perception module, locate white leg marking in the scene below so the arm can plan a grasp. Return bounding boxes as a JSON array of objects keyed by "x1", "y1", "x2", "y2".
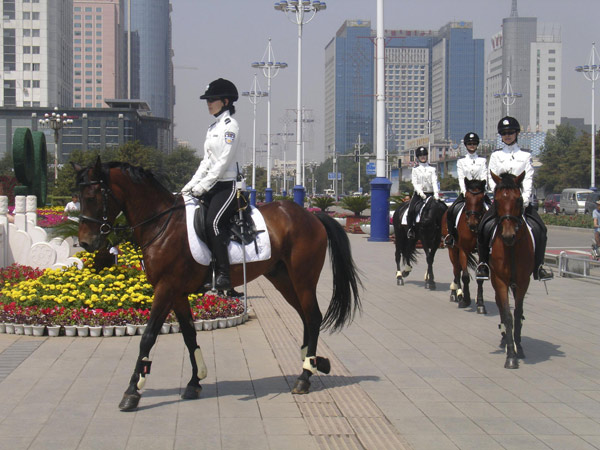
[{"x1": 195, "y1": 347, "x2": 208, "y2": 380}]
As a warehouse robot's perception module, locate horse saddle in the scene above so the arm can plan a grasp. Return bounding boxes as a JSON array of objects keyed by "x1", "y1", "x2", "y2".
[{"x1": 193, "y1": 191, "x2": 263, "y2": 253}]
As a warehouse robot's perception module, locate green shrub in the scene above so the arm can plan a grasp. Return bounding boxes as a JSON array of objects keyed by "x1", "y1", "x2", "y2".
[
  {"x1": 340, "y1": 195, "x2": 370, "y2": 217},
  {"x1": 311, "y1": 196, "x2": 335, "y2": 212},
  {"x1": 541, "y1": 213, "x2": 593, "y2": 229}
]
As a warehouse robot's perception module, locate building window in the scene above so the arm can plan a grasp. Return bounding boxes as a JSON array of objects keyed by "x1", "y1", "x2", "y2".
[
  {"x1": 23, "y1": 46, "x2": 31, "y2": 53},
  {"x1": 549, "y1": 49, "x2": 556, "y2": 54},
  {"x1": 548, "y1": 67, "x2": 555, "y2": 72},
  {"x1": 23, "y1": 29, "x2": 31, "y2": 37},
  {"x1": 32, "y1": 63, "x2": 40, "y2": 71},
  {"x1": 32, "y1": 29, "x2": 40, "y2": 37},
  {"x1": 23, "y1": 63, "x2": 31, "y2": 71},
  {"x1": 32, "y1": 80, "x2": 40, "y2": 88},
  {"x1": 23, "y1": 12, "x2": 30, "y2": 19},
  {"x1": 32, "y1": 46, "x2": 39, "y2": 54},
  {"x1": 32, "y1": 12, "x2": 39, "y2": 20},
  {"x1": 23, "y1": 80, "x2": 31, "y2": 88}
]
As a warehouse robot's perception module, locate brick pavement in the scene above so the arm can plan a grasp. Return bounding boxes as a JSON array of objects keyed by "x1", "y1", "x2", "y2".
[{"x1": 0, "y1": 232, "x2": 599, "y2": 449}]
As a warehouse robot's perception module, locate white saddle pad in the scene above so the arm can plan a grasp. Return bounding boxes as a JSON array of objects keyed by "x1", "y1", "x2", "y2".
[{"x1": 184, "y1": 195, "x2": 271, "y2": 266}]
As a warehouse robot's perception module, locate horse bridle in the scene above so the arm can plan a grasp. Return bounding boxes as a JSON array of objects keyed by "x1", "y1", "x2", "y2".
[
  {"x1": 78, "y1": 177, "x2": 183, "y2": 249},
  {"x1": 464, "y1": 188, "x2": 485, "y2": 221}
]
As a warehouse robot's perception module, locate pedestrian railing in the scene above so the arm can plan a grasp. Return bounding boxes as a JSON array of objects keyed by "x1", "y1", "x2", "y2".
[{"x1": 557, "y1": 251, "x2": 600, "y2": 281}]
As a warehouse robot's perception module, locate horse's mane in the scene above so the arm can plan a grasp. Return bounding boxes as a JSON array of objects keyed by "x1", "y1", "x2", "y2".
[
  {"x1": 106, "y1": 161, "x2": 173, "y2": 196},
  {"x1": 494, "y1": 172, "x2": 522, "y2": 191}
]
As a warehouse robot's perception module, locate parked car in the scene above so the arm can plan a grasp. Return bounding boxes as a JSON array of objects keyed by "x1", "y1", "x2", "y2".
[
  {"x1": 543, "y1": 193, "x2": 561, "y2": 214},
  {"x1": 584, "y1": 191, "x2": 600, "y2": 215},
  {"x1": 439, "y1": 191, "x2": 458, "y2": 207},
  {"x1": 560, "y1": 188, "x2": 593, "y2": 214}
]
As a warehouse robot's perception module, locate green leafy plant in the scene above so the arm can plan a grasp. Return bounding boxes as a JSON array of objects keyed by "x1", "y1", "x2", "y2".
[
  {"x1": 340, "y1": 195, "x2": 371, "y2": 217},
  {"x1": 310, "y1": 196, "x2": 336, "y2": 212}
]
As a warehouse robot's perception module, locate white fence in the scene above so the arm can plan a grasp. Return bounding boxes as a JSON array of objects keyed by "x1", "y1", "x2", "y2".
[
  {"x1": 557, "y1": 251, "x2": 600, "y2": 282},
  {"x1": 0, "y1": 195, "x2": 83, "y2": 270}
]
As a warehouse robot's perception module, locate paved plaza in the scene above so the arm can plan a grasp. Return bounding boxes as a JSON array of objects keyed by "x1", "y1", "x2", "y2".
[{"x1": 1, "y1": 232, "x2": 600, "y2": 450}]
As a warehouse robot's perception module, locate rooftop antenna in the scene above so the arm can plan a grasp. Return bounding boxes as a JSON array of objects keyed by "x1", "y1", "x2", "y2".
[{"x1": 510, "y1": 0, "x2": 518, "y2": 17}]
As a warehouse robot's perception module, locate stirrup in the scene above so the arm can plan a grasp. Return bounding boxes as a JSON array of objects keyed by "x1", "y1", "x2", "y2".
[
  {"x1": 537, "y1": 266, "x2": 554, "y2": 281},
  {"x1": 475, "y1": 262, "x2": 490, "y2": 280},
  {"x1": 443, "y1": 234, "x2": 455, "y2": 248}
]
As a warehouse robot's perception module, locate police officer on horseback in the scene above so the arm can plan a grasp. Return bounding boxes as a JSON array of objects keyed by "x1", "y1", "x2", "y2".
[
  {"x1": 182, "y1": 78, "x2": 240, "y2": 290},
  {"x1": 444, "y1": 132, "x2": 489, "y2": 247},
  {"x1": 407, "y1": 146, "x2": 439, "y2": 239},
  {"x1": 475, "y1": 116, "x2": 553, "y2": 281}
]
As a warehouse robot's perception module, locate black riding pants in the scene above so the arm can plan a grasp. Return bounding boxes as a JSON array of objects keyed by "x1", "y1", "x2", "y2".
[
  {"x1": 407, "y1": 192, "x2": 432, "y2": 228},
  {"x1": 204, "y1": 181, "x2": 237, "y2": 268},
  {"x1": 446, "y1": 194, "x2": 465, "y2": 236}
]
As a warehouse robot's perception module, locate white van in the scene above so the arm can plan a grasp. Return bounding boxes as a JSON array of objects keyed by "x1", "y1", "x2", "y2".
[{"x1": 560, "y1": 188, "x2": 593, "y2": 215}]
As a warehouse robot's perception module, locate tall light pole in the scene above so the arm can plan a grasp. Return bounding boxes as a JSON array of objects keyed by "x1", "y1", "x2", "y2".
[
  {"x1": 252, "y1": 39, "x2": 287, "y2": 203},
  {"x1": 242, "y1": 75, "x2": 268, "y2": 206},
  {"x1": 39, "y1": 107, "x2": 73, "y2": 186},
  {"x1": 274, "y1": 0, "x2": 326, "y2": 206},
  {"x1": 576, "y1": 43, "x2": 600, "y2": 189},
  {"x1": 494, "y1": 75, "x2": 522, "y2": 117},
  {"x1": 276, "y1": 127, "x2": 294, "y2": 196}
]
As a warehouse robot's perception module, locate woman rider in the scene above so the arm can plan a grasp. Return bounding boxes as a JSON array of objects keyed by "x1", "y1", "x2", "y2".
[{"x1": 406, "y1": 146, "x2": 439, "y2": 239}]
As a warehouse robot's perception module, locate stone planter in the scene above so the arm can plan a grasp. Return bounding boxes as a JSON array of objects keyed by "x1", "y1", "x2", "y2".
[
  {"x1": 334, "y1": 217, "x2": 347, "y2": 227},
  {"x1": 64, "y1": 325, "x2": 77, "y2": 336},
  {"x1": 23, "y1": 324, "x2": 33, "y2": 336},
  {"x1": 194, "y1": 320, "x2": 204, "y2": 331},
  {"x1": 226, "y1": 317, "x2": 235, "y2": 328},
  {"x1": 359, "y1": 224, "x2": 370, "y2": 234},
  {"x1": 89, "y1": 326, "x2": 103, "y2": 337},
  {"x1": 5, "y1": 323, "x2": 15, "y2": 334},
  {"x1": 137, "y1": 324, "x2": 147, "y2": 335},
  {"x1": 126, "y1": 324, "x2": 138, "y2": 336},
  {"x1": 202, "y1": 319, "x2": 214, "y2": 331},
  {"x1": 76, "y1": 325, "x2": 89, "y2": 337},
  {"x1": 47, "y1": 325, "x2": 61, "y2": 337},
  {"x1": 0, "y1": 323, "x2": 5, "y2": 333},
  {"x1": 14, "y1": 324, "x2": 24, "y2": 335},
  {"x1": 170, "y1": 322, "x2": 180, "y2": 333},
  {"x1": 32, "y1": 325, "x2": 45, "y2": 336},
  {"x1": 218, "y1": 318, "x2": 227, "y2": 329},
  {"x1": 114, "y1": 325, "x2": 127, "y2": 337},
  {"x1": 235, "y1": 314, "x2": 243, "y2": 325},
  {"x1": 160, "y1": 323, "x2": 171, "y2": 334},
  {"x1": 103, "y1": 326, "x2": 115, "y2": 337}
]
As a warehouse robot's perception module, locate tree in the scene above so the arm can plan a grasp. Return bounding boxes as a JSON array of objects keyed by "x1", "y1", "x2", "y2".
[
  {"x1": 440, "y1": 175, "x2": 459, "y2": 191},
  {"x1": 161, "y1": 145, "x2": 200, "y2": 192},
  {"x1": 340, "y1": 195, "x2": 370, "y2": 217}
]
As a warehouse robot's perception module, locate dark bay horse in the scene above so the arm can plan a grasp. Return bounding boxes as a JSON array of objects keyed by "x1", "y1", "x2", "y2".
[
  {"x1": 74, "y1": 158, "x2": 362, "y2": 410},
  {"x1": 488, "y1": 171, "x2": 533, "y2": 369},
  {"x1": 441, "y1": 179, "x2": 488, "y2": 313},
  {"x1": 392, "y1": 197, "x2": 447, "y2": 289}
]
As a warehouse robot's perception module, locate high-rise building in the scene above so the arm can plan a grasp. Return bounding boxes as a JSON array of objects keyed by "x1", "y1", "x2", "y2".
[
  {"x1": 324, "y1": 20, "x2": 373, "y2": 156},
  {"x1": 72, "y1": 0, "x2": 126, "y2": 108},
  {"x1": 126, "y1": 0, "x2": 174, "y2": 123},
  {"x1": 484, "y1": 1, "x2": 561, "y2": 138},
  {"x1": 324, "y1": 20, "x2": 484, "y2": 159},
  {"x1": 0, "y1": 0, "x2": 73, "y2": 108}
]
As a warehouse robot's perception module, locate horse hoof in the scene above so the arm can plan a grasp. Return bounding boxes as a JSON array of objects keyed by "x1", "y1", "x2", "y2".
[
  {"x1": 292, "y1": 379, "x2": 311, "y2": 395},
  {"x1": 316, "y1": 357, "x2": 331, "y2": 374},
  {"x1": 458, "y1": 298, "x2": 471, "y2": 308},
  {"x1": 449, "y1": 292, "x2": 457, "y2": 302},
  {"x1": 181, "y1": 384, "x2": 202, "y2": 400},
  {"x1": 118, "y1": 392, "x2": 141, "y2": 411},
  {"x1": 401, "y1": 270, "x2": 410, "y2": 278},
  {"x1": 426, "y1": 282, "x2": 436, "y2": 291},
  {"x1": 504, "y1": 357, "x2": 519, "y2": 369},
  {"x1": 477, "y1": 305, "x2": 487, "y2": 314},
  {"x1": 396, "y1": 277, "x2": 403, "y2": 286}
]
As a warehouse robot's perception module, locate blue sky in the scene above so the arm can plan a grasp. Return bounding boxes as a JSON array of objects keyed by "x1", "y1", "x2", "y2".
[{"x1": 172, "y1": 0, "x2": 598, "y2": 163}]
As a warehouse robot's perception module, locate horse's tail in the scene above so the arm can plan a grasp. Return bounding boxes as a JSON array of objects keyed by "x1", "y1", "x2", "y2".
[
  {"x1": 467, "y1": 251, "x2": 477, "y2": 271},
  {"x1": 315, "y1": 213, "x2": 363, "y2": 332}
]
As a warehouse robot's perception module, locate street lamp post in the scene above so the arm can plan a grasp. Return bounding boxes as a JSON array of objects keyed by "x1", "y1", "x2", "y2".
[
  {"x1": 494, "y1": 75, "x2": 522, "y2": 117},
  {"x1": 252, "y1": 39, "x2": 287, "y2": 203},
  {"x1": 274, "y1": 0, "x2": 326, "y2": 206},
  {"x1": 242, "y1": 76, "x2": 268, "y2": 206},
  {"x1": 276, "y1": 127, "x2": 294, "y2": 196},
  {"x1": 575, "y1": 43, "x2": 600, "y2": 189},
  {"x1": 39, "y1": 107, "x2": 73, "y2": 186}
]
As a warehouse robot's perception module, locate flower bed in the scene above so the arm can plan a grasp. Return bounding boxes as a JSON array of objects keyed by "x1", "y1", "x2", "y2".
[
  {"x1": 0, "y1": 242, "x2": 246, "y2": 336},
  {"x1": 8, "y1": 206, "x2": 68, "y2": 228},
  {"x1": 541, "y1": 213, "x2": 593, "y2": 229}
]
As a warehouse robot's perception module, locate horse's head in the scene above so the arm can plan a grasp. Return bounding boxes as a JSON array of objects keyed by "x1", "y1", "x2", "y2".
[
  {"x1": 464, "y1": 178, "x2": 487, "y2": 233},
  {"x1": 491, "y1": 171, "x2": 524, "y2": 246},
  {"x1": 74, "y1": 156, "x2": 124, "y2": 252}
]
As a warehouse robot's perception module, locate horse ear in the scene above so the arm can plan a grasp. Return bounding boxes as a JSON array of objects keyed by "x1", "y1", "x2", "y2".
[
  {"x1": 516, "y1": 171, "x2": 526, "y2": 186},
  {"x1": 92, "y1": 156, "x2": 102, "y2": 179},
  {"x1": 490, "y1": 171, "x2": 501, "y2": 185}
]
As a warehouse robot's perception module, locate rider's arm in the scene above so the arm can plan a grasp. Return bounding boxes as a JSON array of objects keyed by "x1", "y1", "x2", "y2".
[
  {"x1": 521, "y1": 155, "x2": 534, "y2": 207},
  {"x1": 411, "y1": 167, "x2": 424, "y2": 197},
  {"x1": 457, "y1": 159, "x2": 466, "y2": 194}
]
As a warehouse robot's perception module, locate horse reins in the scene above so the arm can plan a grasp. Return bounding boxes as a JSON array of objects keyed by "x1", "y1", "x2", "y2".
[{"x1": 79, "y1": 178, "x2": 184, "y2": 250}]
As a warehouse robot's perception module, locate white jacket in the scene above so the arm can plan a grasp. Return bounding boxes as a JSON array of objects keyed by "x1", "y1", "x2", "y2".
[
  {"x1": 487, "y1": 142, "x2": 534, "y2": 206},
  {"x1": 183, "y1": 110, "x2": 240, "y2": 196},
  {"x1": 411, "y1": 163, "x2": 439, "y2": 197},
  {"x1": 457, "y1": 153, "x2": 487, "y2": 194}
]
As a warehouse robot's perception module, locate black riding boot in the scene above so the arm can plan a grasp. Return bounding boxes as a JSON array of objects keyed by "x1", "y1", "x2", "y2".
[
  {"x1": 406, "y1": 194, "x2": 421, "y2": 239},
  {"x1": 475, "y1": 206, "x2": 495, "y2": 280},
  {"x1": 212, "y1": 233, "x2": 232, "y2": 290},
  {"x1": 444, "y1": 195, "x2": 463, "y2": 247}
]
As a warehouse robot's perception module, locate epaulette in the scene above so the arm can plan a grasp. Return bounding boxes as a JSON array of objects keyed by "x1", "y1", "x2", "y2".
[{"x1": 225, "y1": 118, "x2": 231, "y2": 124}]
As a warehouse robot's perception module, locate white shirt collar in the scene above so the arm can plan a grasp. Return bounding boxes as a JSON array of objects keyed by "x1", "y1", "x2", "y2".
[{"x1": 502, "y1": 142, "x2": 520, "y2": 152}]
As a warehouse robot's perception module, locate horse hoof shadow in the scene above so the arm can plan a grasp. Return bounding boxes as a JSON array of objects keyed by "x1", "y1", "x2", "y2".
[{"x1": 458, "y1": 298, "x2": 471, "y2": 308}]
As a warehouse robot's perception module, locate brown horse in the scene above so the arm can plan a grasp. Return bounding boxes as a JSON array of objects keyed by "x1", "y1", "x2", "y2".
[
  {"x1": 488, "y1": 171, "x2": 534, "y2": 369},
  {"x1": 74, "y1": 158, "x2": 362, "y2": 410},
  {"x1": 441, "y1": 179, "x2": 488, "y2": 313}
]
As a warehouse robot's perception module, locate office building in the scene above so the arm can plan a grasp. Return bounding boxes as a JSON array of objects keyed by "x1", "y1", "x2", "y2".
[
  {"x1": 484, "y1": 1, "x2": 562, "y2": 138},
  {"x1": 1, "y1": 0, "x2": 73, "y2": 108},
  {"x1": 72, "y1": 0, "x2": 126, "y2": 108}
]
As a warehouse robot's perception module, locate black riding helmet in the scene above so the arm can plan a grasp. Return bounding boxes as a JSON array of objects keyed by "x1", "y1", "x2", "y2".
[
  {"x1": 463, "y1": 132, "x2": 480, "y2": 146},
  {"x1": 415, "y1": 146, "x2": 428, "y2": 159},
  {"x1": 200, "y1": 78, "x2": 239, "y2": 102},
  {"x1": 497, "y1": 116, "x2": 520, "y2": 134}
]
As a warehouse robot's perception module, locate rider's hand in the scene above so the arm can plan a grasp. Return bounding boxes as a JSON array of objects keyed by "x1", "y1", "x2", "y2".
[
  {"x1": 434, "y1": 194, "x2": 440, "y2": 201},
  {"x1": 192, "y1": 185, "x2": 206, "y2": 198},
  {"x1": 419, "y1": 192, "x2": 426, "y2": 200}
]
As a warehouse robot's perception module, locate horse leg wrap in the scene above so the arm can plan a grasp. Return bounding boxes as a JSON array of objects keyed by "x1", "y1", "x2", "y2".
[
  {"x1": 195, "y1": 347, "x2": 208, "y2": 380},
  {"x1": 405, "y1": 265, "x2": 412, "y2": 273},
  {"x1": 396, "y1": 270, "x2": 402, "y2": 278},
  {"x1": 450, "y1": 281, "x2": 458, "y2": 290},
  {"x1": 136, "y1": 357, "x2": 152, "y2": 390},
  {"x1": 302, "y1": 357, "x2": 318, "y2": 375},
  {"x1": 456, "y1": 288, "x2": 463, "y2": 297},
  {"x1": 300, "y1": 345, "x2": 308, "y2": 361}
]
